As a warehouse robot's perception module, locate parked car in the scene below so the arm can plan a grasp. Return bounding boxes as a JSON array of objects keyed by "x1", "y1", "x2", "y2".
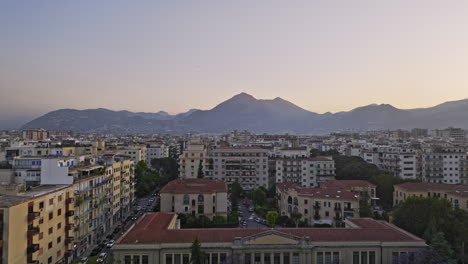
[
  {"x1": 106, "y1": 240, "x2": 115, "y2": 248},
  {"x1": 96, "y1": 252, "x2": 107, "y2": 262},
  {"x1": 80, "y1": 257, "x2": 88, "y2": 264},
  {"x1": 90, "y1": 247, "x2": 100, "y2": 256}
]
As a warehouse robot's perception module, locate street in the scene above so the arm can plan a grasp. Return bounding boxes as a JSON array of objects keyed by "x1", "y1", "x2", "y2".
[{"x1": 238, "y1": 199, "x2": 268, "y2": 229}]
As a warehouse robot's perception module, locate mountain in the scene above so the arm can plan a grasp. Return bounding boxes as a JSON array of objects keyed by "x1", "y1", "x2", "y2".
[{"x1": 20, "y1": 94, "x2": 468, "y2": 134}]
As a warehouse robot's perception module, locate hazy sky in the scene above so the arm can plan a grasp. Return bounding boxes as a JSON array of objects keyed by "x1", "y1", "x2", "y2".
[{"x1": 1, "y1": 0, "x2": 468, "y2": 119}]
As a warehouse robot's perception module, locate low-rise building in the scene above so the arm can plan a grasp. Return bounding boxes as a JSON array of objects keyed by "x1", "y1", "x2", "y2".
[
  {"x1": 393, "y1": 182, "x2": 468, "y2": 211},
  {"x1": 178, "y1": 140, "x2": 207, "y2": 179},
  {"x1": 320, "y1": 180, "x2": 377, "y2": 205},
  {"x1": 160, "y1": 179, "x2": 228, "y2": 218},
  {"x1": 277, "y1": 182, "x2": 359, "y2": 225},
  {"x1": 112, "y1": 212, "x2": 427, "y2": 264}
]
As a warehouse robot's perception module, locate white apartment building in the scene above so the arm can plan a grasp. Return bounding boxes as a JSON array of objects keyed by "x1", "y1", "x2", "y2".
[
  {"x1": 205, "y1": 147, "x2": 269, "y2": 190},
  {"x1": 121, "y1": 145, "x2": 147, "y2": 164},
  {"x1": 422, "y1": 146, "x2": 468, "y2": 184},
  {"x1": 361, "y1": 146, "x2": 420, "y2": 180},
  {"x1": 12, "y1": 156, "x2": 77, "y2": 187},
  {"x1": 275, "y1": 157, "x2": 335, "y2": 187},
  {"x1": 146, "y1": 142, "x2": 169, "y2": 165}
]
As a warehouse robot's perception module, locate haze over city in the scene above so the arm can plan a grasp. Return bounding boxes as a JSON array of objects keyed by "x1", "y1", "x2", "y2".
[{"x1": 2, "y1": 0, "x2": 468, "y2": 122}]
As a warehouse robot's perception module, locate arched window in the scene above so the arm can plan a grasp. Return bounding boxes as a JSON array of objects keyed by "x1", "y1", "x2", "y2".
[
  {"x1": 293, "y1": 206, "x2": 298, "y2": 213},
  {"x1": 293, "y1": 197, "x2": 298, "y2": 205},
  {"x1": 192, "y1": 199, "x2": 196, "y2": 206},
  {"x1": 288, "y1": 205, "x2": 292, "y2": 213},
  {"x1": 198, "y1": 194, "x2": 204, "y2": 203},
  {"x1": 183, "y1": 194, "x2": 189, "y2": 205},
  {"x1": 287, "y1": 196, "x2": 292, "y2": 204}
]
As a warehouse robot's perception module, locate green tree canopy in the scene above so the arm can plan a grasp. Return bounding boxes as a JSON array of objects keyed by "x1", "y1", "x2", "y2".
[
  {"x1": 190, "y1": 238, "x2": 207, "y2": 264},
  {"x1": 252, "y1": 188, "x2": 266, "y2": 206},
  {"x1": 266, "y1": 211, "x2": 278, "y2": 228},
  {"x1": 197, "y1": 160, "x2": 204, "y2": 178},
  {"x1": 290, "y1": 212, "x2": 302, "y2": 228}
]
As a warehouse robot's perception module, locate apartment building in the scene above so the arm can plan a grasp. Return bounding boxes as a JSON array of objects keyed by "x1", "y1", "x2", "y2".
[
  {"x1": 109, "y1": 160, "x2": 135, "y2": 227},
  {"x1": 121, "y1": 145, "x2": 147, "y2": 164},
  {"x1": 0, "y1": 185, "x2": 75, "y2": 264},
  {"x1": 12, "y1": 156, "x2": 77, "y2": 187},
  {"x1": 275, "y1": 157, "x2": 335, "y2": 187},
  {"x1": 393, "y1": 182, "x2": 468, "y2": 211},
  {"x1": 160, "y1": 179, "x2": 228, "y2": 218},
  {"x1": 362, "y1": 146, "x2": 421, "y2": 180},
  {"x1": 206, "y1": 147, "x2": 269, "y2": 190},
  {"x1": 112, "y1": 212, "x2": 427, "y2": 264},
  {"x1": 178, "y1": 141, "x2": 207, "y2": 179},
  {"x1": 277, "y1": 182, "x2": 359, "y2": 225},
  {"x1": 22, "y1": 129, "x2": 49, "y2": 141},
  {"x1": 146, "y1": 142, "x2": 169, "y2": 165},
  {"x1": 422, "y1": 146, "x2": 468, "y2": 184}
]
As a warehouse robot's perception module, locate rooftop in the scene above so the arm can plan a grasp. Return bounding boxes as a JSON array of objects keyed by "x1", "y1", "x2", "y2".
[
  {"x1": 277, "y1": 182, "x2": 358, "y2": 200},
  {"x1": 321, "y1": 180, "x2": 377, "y2": 189},
  {"x1": 117, "y1": 213, "x2": 424, "y2": 245},
  {"x1": 395, "y1": 182, "x2": 468, "y2": 193},
  {"x1": 160, "y1": 179, "x2": 228, "y2": 194},
  {"x1": 0, "y1": 184, "x2": 71, "y2": 208}
]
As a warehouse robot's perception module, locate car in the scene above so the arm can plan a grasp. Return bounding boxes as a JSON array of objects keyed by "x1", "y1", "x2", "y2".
[
  {"x1": 255, "y1": 218, "x2": 261, "y2": 223},
  {"x1": 132, "y1": 216, "x2": 137, "y2": 220},
  {"x1": 242, "y1": 201, "x2": 247, "y2": 205},
  {"x1": 248, "y1": 208, "x2": 254, "y2": 212},
  {"x1": 261, "y1": 219, "x2": 267, "y2": 225},
  {"x1": 106, "y1": 240, "x2": 115, "y2": 248},
  {"x1": 80, "y1": 257, "x2": 88, "y2": 264},
  {"x1": 96, "y1": 252, "x2": 108, "y2": 262}
]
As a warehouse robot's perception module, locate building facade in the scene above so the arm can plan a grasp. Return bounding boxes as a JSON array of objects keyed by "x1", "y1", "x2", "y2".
[
  {"x1": 275, "y1": 157, "x2": 335, "y2": 187},
  {"x1": 160, "y1": 179, "x2": 228, "y2": 218},
  {"x1": 422, "y1": 146, "x2": 468, "y2": 184},
  {"x1": 112, "y1": 212, "x2": 427, "y2": 264}
]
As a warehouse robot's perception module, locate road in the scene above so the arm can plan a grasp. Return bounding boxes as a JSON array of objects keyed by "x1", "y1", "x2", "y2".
[{"x1": 238, "y1": 199, "x2": 268, "y2": 229}]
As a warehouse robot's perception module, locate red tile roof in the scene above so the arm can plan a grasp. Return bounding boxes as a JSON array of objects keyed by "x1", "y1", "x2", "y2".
[
  {"x1": 395, "y1": 182, "x2": 468, "y2": 192},
  {"x1": 160, "y1": 179, "x2": 228, "y2": 194},
  {"x1": 321, "y1": 180, "x2": 377, "y2": 189},
  {"x1": 117, "y1": 213, "x2": 424, "y2": 245},
  {"x1": 277, "y1": 182, "x2": 358, "y2": 200}
]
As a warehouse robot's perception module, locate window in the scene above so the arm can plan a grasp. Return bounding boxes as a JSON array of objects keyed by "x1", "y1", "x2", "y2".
[
  {"x1": 198, "y1": 195, "x2": 204, "y2": 202},
  {"x1": 57, "y1": 223, "x2": 62, "y2": 229},
  {"x1": 57, "y1": 236, "x2": 61, "y2": 244},
  {"x1": 48, "y1": 256, "x2": 52, "y2": 264},
  {"x1": 57, "y1": 209, "x2": 62, "y2": 216},
  {"x1": 48, "y1": 227, "x2": 53, "y2": 234},
  {"x1": 49, "y1": 198, "x2": 54, "y2": 205},
  {"x1": 165, "y1": 254, "x2": 173, "y2": 264},
  {"x1": 39, "y1": 202, "x2": 44, "y2": 209},
  {"x1": 49, "y1": 212, "x2": 53, "y2": 220},
  {"x1": 125, "y1": 255, "x2": 132, "y2": 264},
  {"x1": 133, "y1": 255, "x2": 140, "y2": 264},
  {"x1": 183, "y1": 194, "x2": 189, "y2": 205},
  {"x1": 48, "y1": 242, "x2": 53, "y2": 249}
]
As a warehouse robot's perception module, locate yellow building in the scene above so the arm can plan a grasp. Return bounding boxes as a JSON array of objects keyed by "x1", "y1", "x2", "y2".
[
  {"x1": 0, "y1": 185, "x2": 74, "y2": 264},
  {"x1": 394, "y1": 182, "x2": 468, "y2": 211}
]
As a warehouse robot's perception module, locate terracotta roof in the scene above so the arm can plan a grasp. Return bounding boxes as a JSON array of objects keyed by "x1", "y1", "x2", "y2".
[
  {"x1": 216, "y1": 146, "x2": 267, "y2": 151},
  {"x1": 117, "y1": 213, "x2": 424, "y2": 244},
  {"x1": 277, "y1": 182, "x2": 358, "y2": 200},
  {"x1": 321, "y1": 180, "x2": 377, "y2": 189},
  {"x1": 308, "y1": 156, "x2": 333, "y2": 161},
  {"x1": 395, "y1": 182, "x2": 468, "y2": 192},
  {"x1": 160, "y1": 179, "x2": 228, "y2": 194}
]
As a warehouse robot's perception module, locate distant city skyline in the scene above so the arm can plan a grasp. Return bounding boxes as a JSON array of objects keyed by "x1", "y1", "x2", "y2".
[{"x1": 1, "y1": 1, "x2": 468, "y2": 119}]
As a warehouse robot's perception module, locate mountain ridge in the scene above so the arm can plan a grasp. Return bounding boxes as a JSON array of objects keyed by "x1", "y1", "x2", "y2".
[{"x1": 20, "y1": 93, "x2": 468, "y2": 134}]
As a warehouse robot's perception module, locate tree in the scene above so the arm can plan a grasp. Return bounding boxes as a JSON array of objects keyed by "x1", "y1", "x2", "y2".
[
  {"x1": 190, "y1": 238, "x2": 207, "y2": 264},
  {"x1": 393, "y1": 197, "x2": 468, "y2": 262},
  {"x1": 230, "y1": 181, "x2": 243, "y2": 209},
  {"x1": 429, "y1": 232, "x2": 456, "y2": 264},
  {"x1": 290, "y1": 212, "x2": 302, "y2": 228},
  {"x1": 197, "y1": 160, "x2": 204, "y2": 178},
  {"x1": 359, "y1": 199, "x2": 372, "y2": 217},
  {"x1": 252, "y1": 188, "x2": 266, "y2": 206},
  {"x1": 266, "y1": 211, "x2": 278, "y2": 228}
]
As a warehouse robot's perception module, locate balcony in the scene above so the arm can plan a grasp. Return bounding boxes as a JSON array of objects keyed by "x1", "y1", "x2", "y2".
[
  {"x1": 344, "y1": 207, "x2": 353, "y2": 212},
  {"x1": 313, "y1": 204, "x2": 321, "y2": 210},
  {"x1": 65, "y1": 237, "x2": 73, "y2": 245},
  {"x1": 27, "y1": 226, "x2": 40, "y2": 235},
  {"x1": 65, "y1": 210, "x2": 75, "y2": 217},
  {"x1": 27, "y1": 244, "x2": 39, "y2": 254},
  {"x1": 334, "y1": 206, "x2": 342, "y2": 211},
  {"x1": 28, "y1": 212, "x2": 40, "y2": 222}
]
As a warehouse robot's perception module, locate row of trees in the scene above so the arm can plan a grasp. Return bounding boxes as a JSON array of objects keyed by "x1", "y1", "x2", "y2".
[
  {"x1": 178, "y1": 212, "x2": 240, "y2": 228},
  {"x1": 392, "y1": 197, "x2": 468, "y2": 263},
  {"x1": 134, "y1": 158, "x2": 179, "y2": 198}
]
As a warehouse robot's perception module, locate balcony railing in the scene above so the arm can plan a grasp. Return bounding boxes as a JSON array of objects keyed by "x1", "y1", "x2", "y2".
[
  {"x1": 27, "y1": 244, "x2": 39, "y2": 254},
  {"x1": 28, "y1": 212, "x2": 40, "y2": 222},
  {"x1": 65, "y1": 211, "x2": 74, "y2": 217},
  {"x1": 344, "y1": 207, "x2": 353, "y2": 212},
  {"x1": 27, "y1": 226, "x2": 40, "y2": 235}
]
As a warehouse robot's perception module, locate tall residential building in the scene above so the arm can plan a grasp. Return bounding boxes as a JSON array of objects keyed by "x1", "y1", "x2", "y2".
[
  {"x1": 275, "y1": 157, "x2": 335, "y2": 187},
  {"x1": 422, "y1": 146, "x2": 468, "y2": 184},
  {"x1": 205, "y1": 147, "x2": 269, "y2": 190},
  {"x1": 0, "y1": 185, "x2": 75, "y2": 264},
  {"x1": 121, "y1": 145, "x2": 147, "y2": 164},
  {"x1": 146, "y1": 142, "x2": 169, "y2": 165},
  {"x1": 178, "y1": 141, "x2": 207, "y2": 179},
  {"x1": 22, "y1": 129, "x2": 49, "y2": 141},
  {"x1": 361, "y1": 146, "x2": 421, "y2": 180},
  {"x1": 160, "y1": 179, "x2": 228, "y2": 218}
]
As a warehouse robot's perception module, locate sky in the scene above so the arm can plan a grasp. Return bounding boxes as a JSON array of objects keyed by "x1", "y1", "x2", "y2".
[{"x1": 1, "y1": 0, "x2": 468, "y2": 120}]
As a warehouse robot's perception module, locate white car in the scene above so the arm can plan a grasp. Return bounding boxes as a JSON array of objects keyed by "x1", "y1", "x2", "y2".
[
  {"x1": 106, "y1": 240, "x2": 114, "y2": 248},
  {"x1": 96, "y1": 252, "x2": 107, "y2": 262},
  {"x1": 80, "y1": 257, "x2": 88, "y2": 264}
]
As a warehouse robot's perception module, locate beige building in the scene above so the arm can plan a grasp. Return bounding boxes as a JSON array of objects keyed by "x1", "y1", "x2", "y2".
[
  {"x1": 277, "y1": 182, "x2": 359, "y2": 225},
  {"x1": 178, "y1": 141, "x2": 207, "y2": 179},
  {"x1": 320, "y1": 180, "x2": 377, "y2": 205},
  {"x1": 0, "y1": 185, "x2": 75, "y2": 264},
  {"x1": 112, "y1": 212, "x2": 427, "y2": 264},
  {"x1": 160, "y1": 179, "x2": 228, "y2": 218},
  {"x1": 393, "y1": 182, "x2": 468, "y2": 211},
  {"x1": 121, "y1": 145, "x2": 147, "y2": 164}
]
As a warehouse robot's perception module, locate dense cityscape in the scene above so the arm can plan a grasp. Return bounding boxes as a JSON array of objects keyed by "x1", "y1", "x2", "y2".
[{"x1": 0, "y1": 127, "x2": 466, "y2": 263}]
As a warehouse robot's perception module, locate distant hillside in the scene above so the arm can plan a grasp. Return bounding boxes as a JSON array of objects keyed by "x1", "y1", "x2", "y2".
[{"x1": 21, "y1": 93, "x2": 468, "y2": 134}]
